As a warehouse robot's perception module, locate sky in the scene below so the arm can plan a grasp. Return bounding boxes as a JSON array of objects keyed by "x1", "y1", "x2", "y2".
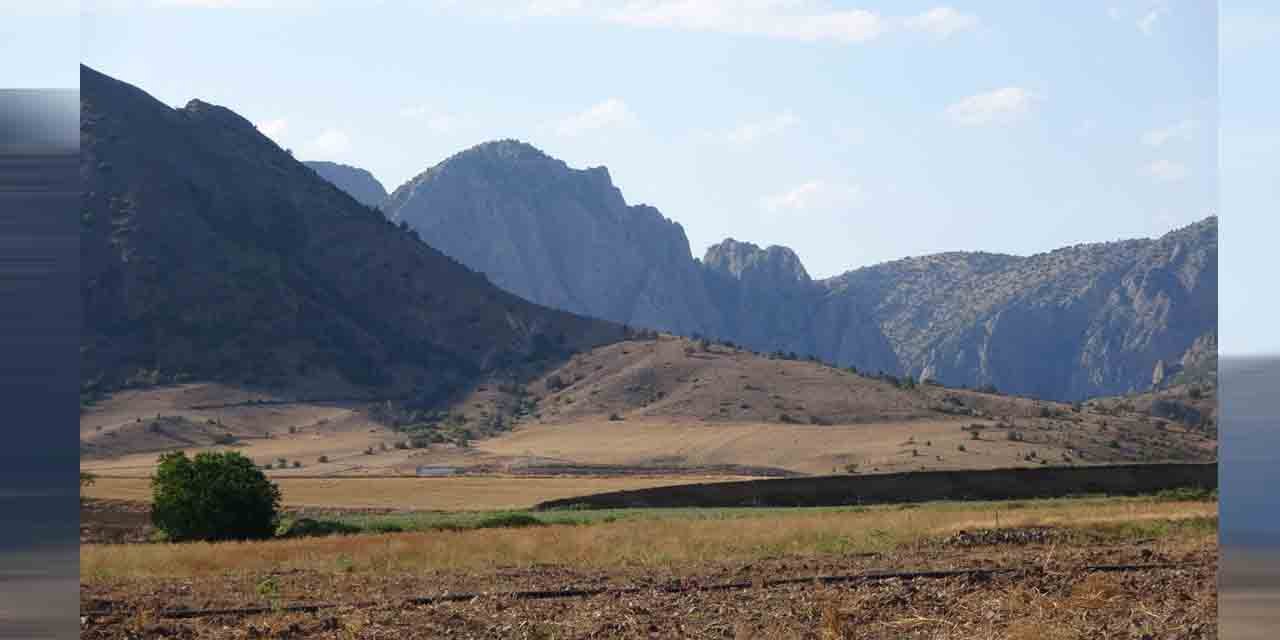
[{"x1": 4, "y1": 1, "x2": 1270, "y2": 352}]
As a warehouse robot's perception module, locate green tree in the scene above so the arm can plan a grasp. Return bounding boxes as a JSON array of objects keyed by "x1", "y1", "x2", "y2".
[{"x1": 150, "y1": 451, "x2": 281, "y2": 542}]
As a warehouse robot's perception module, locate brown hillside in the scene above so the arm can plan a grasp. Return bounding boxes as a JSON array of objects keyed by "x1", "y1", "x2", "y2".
[{"x1": 527, "y1": 335, "x2": 934, "y2": 425}]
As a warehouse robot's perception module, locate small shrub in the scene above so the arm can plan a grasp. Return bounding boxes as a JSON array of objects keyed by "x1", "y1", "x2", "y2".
[
  {"x1": 317, "y1": 455, "x2": 329, "y2": 464},
  {"x1": 957, "y1": 444, "x2": 966, "y2": 452},
  {"x1": 292, "y1": 460, "x2": 301, "y2": 469},
  {"x1": 608, "y1": 412, "x2": 623, "y2": 421},
  {"x1": 476, "y1": 513, "x2": 544, "y2": 529}
]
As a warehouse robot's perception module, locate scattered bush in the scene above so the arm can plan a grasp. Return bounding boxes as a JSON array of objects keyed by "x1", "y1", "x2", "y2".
[
  {"x1": 150, "y1": 451, "x2": 281, "y2": 542},
  {"x1": 277, "y1": 517, "x2": 359, "y2": 538},
  {"x1": 476, "y1": 513, "x2": 543, "y2": 529},
  {"x1": 317, "y1": 455, "x2": 329, "y2": 464},
  {"x1": 608, "y1": 412, "x2": 623, "y2": 421}
]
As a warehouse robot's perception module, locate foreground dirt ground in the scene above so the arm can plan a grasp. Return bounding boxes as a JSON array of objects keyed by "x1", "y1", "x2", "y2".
[{"x1": 81, "y1": 533, "x2": 1216, "y2": 639}]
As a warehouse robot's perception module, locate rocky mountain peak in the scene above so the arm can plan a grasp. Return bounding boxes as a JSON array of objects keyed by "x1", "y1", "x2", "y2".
[{"x1": 703, "y1": 238, "x2": 811, "y2": 285}]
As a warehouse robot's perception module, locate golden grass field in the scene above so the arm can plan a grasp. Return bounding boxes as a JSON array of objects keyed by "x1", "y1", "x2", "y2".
[
  {"x1": 80, "y1": 497, "x2": 1214, "y2": 579},
  {"x1": 481, "y1": 417, "x2": 1066, "y2": 475},
  {"x1": 80, "y1": 474, "x2": 749, "y2": 511}
]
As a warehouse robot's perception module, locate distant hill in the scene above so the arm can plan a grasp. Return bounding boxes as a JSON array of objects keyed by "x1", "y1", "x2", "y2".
[
  {"x1": 384, "y1": 140, "x2": 1217, "y2": 401},
  {"x1": 79, "y1": 67, "x2": 622, "y2": 404},
  {"x1": 303, "y1": 160, "x2": 388, "y2": 208}
]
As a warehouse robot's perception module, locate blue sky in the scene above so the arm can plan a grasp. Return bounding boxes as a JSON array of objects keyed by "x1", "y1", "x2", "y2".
[{"x1": 9, "y1": 2, "x2": 1272, "y2": 352}]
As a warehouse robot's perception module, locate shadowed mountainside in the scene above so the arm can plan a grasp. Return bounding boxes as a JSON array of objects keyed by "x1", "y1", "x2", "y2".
[{"x1": 79, "y1": 67, "x2": 623, "y2": 404}]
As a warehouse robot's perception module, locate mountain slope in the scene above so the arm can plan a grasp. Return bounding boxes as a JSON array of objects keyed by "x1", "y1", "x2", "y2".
[
  {"x1": 80, "y1": 67, "x2": 622, "y2": 401},
  {"x1": 303, "y1": 160, "x2": 388, "y2": 208},
  {"x1": 382, "y1": 140, "x2": 1216, "y2": 401},
  {"x1": 383, "y1": 140, "x2": 722, "y2": 337},
  {"x1": 823, "y1": 217, "x2": 1217, "y2": 399}
]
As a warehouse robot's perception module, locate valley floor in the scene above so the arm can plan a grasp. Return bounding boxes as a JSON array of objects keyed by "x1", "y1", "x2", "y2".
[{"x1": 80, "y1": 496, "x2": 1217, "y2": 639}]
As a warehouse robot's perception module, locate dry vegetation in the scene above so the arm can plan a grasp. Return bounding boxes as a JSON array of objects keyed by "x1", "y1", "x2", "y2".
[
  {"x1": 80, "y1": 496, "x2": 1217, "y2": 639},
  {"x1": 81, "y1": 475, "x2": 749, "y2": 511},
  {"x1": 80, "y1": 340, "x2": 1217, "y2": 481},
  {"x1": 81, "y1": 498, "x2": 1213, "y2": 578}
]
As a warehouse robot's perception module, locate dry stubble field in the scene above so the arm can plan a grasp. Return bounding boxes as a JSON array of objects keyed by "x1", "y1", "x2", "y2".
[{"x1": 81, "y1": 496, "x2": 1218, "y2": 639}]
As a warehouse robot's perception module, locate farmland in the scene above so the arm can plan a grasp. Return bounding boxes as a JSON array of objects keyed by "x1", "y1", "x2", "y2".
[{"x1": 80, "y1": 494, "x2": 1217, "y2": 638}]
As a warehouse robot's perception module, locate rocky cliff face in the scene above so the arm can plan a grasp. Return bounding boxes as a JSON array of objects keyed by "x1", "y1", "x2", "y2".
[
  {"x1": 382, "y1": 140, "x2": 721, "y2": 336},
  {"x1": 80, "y1": 68, "x2": 621, "y2": 399},
  {"x1": 825, "y1": 218, "x2": 1217, "y2": 399},
  {"x1": 381, "y1": 141, "x2": 1216, "y2": 402},
  {"x1": 303, "y1": 160, "x2": 388, "y2": 208}
]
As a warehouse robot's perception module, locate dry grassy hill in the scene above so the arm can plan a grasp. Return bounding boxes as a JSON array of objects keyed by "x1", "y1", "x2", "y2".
[
  {"x1": 81, "y1": 335, "x2": 1217, "y2": 482},
  {"x1": 525, "y1": 336, "x2": 934, "y2": 425}
]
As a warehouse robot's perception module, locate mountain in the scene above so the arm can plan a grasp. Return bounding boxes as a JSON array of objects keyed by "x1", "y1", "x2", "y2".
[
  {"x1": 79, "y1": 67, "x2": 622, "y2": 404},
  {"x1": 382, "y1": 140, "x2": 721, "y2": 337},
  {"x1": 303, "y1": 160, "x2": 388, "y2": 208},
  {"x1": 385, "y1": 141, "x2": 1216, "y2": 401},
  {"x1": 823, "y1": 217, "x2": 1217, "y2": 400}
]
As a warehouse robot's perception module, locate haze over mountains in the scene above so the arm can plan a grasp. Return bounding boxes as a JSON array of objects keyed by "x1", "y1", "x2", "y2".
[
  {"x1": 362, "y1": 140, "x2": 1217, "y2": 402},
  {"x1": 302, "y1": 161, "x2": 387, "y2": 208},
  {"x1": 80, "y1": 67, "x2": 622, "y2": 403}
]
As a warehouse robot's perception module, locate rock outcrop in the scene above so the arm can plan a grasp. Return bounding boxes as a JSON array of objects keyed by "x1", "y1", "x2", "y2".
[{"x1": 383, "y1": 140, "x2": 721, "y2": 337}]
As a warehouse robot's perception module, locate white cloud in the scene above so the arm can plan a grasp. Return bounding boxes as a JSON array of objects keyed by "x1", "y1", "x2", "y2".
[
  {"x1": 303, "y1": 128, "x2": 352, "y2": 157},
  {"x1": 255, "y1": 118, "x2": 289, "y2": 139},
  {"x1": 603, "y1": 1, "x2": 888, "y2": 43},
  {"x1": 762, "y1": 180, "x2": 865, "y2": 213},
  {"x1": 523, "y1": 0, "x2": 587, "y2": 16},
  {"x1": 554, "y1": 98, "x2": 636, "y2": 137},
  {"x1": 448, "y1": 2, "x2": 990, "y2": 44},
  {"x1": 399, "y1": 105, "x2": 463, "y2": 134},
  {"x1": 1137, "y1": 3, "x2": 1168, "y2": 36},
  {"x1": 725, "y1": 111, "x2": 799, "y2": 145},
  {"x1": 1141, "y1": 119, "x2": 1198, "y2": 146},
  {"x1": 1073, "y1": 119, "x2": 1097, "y2": 137},
  {"x1": 945, "y1": 87, "x2": 1036, "y2": 126},
  {"x1": 1140, "y1": 159, "x2": 1190, "y2": 183},
  {"x1": 1107, "y1": 7, "x2": 1122, "y2": 21},
  {"x1": 904, "y1": 7, "x2": 978, "y2": 38}
]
